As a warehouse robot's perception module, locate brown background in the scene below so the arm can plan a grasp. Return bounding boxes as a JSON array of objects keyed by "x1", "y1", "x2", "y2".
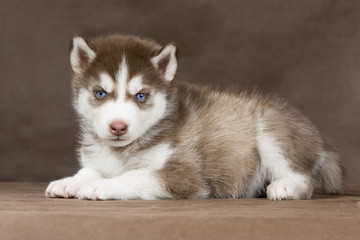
[{"x1": 0, "y1": 0, "x2": 359, "y2": 186}]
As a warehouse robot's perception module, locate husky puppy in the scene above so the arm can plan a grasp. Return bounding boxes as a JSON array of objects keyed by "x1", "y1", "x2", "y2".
[{"x1": 45, "y1": 34, "x2": 344, "y2": 201}]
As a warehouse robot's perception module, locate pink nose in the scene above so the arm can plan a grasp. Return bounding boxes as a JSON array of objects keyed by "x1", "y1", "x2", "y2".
[{"x1": 109, "y1": 121, "x2": 128, "y2": 136}]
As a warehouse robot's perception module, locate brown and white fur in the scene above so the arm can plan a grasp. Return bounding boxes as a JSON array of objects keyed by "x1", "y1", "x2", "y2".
[{"x1": 45, "y1": 34, "x2": 344, "y2": 201}]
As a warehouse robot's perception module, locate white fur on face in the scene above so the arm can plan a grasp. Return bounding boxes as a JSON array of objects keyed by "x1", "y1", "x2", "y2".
[
  {"x1": 94, "y1": 90, "x2": 167, "y2": 147},
  {"x1": 100, "y1": 72, "x2": 115, "y2": 93},
  {"x1": 128, "y1": 75, "x2": 144, "y2": 95},
  {"x1": 75, "y1": 55, "x2": 168, "y2": 147},
  {"x1": 117, "y1": 55, "x2": 129, "y2": 101},
  {"x1": 75, "y1": 89, "x2": 93, "y2": 122}
]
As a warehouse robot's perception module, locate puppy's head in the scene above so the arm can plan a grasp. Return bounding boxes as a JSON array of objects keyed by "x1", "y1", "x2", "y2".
[{"x1": 70, "y1": 35, "x2": 178, "y2": 147}]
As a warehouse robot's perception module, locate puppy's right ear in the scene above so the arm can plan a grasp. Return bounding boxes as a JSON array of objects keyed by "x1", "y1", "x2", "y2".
[{"x1": 70, "y1": 37, "x2": 96, "y2": 74}]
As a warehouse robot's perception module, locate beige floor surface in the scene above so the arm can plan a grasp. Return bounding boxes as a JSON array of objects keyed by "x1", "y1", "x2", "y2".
[{"x1": 0, "y1": 182, "x2": 359, "y2": 240}]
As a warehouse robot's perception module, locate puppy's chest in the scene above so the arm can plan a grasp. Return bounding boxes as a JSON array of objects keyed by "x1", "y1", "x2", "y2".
[{"x1": 81, "y1": 142, "x2": 173, "y2": 178}]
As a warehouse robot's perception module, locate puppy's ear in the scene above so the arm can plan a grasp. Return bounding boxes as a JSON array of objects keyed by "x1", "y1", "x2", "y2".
[
  {"x1": 151, "y1": 43, "x2": 178, "y2": 82},
  {"x1": 70, "y1": 37, "x2": 96, "y2": 74}
]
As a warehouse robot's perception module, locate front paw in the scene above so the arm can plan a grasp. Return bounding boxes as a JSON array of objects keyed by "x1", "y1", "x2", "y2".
[
  {"x1": 77, "y1": 179, "x2": 118, "y2": 200},
  {"x1": 45, "y1": 177, "x2": 82, "y2": 198}
]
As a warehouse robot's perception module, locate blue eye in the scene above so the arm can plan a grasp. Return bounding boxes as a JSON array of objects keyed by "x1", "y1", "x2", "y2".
[
  {"x1": 135, "y1": 93, "x2": 147, "y2": 102},
  {"x1": 95, "y1": 90, "x2": 107, "y2": 99}
]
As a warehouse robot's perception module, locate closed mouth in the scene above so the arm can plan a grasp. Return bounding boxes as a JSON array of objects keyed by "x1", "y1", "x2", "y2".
[{"x1": 111, "y1": 137, "x2": 126, "y2": 141}]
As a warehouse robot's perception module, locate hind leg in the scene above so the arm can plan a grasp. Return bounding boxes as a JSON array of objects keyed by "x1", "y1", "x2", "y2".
[
  {"x1": 257, "y1": 143, "x2": 314, "y2": 200},
  {"x1": 261, "y1": 153, "x2": 314, "y2": 201},
  {"x1": 257, "y1": 122, "x2": 314, "y2": 200},
  {"x1": 266, "y1": 175, "x2": 313, "y2": 200}
]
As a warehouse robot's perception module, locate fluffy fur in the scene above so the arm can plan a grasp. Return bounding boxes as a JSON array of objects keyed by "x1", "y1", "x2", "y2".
[{"x1": 45, "y1": 34, "x2": 344, "y2": 201}]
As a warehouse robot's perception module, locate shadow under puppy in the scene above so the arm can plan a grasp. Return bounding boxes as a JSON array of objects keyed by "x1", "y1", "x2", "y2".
[{"x1": 45, "y1": 34, "x2": 344, "y2": 200}]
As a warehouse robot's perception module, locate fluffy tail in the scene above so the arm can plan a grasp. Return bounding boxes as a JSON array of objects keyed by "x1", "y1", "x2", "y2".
[{"x1": 317, "y1": 147, "x2": 344, "y2": 194}]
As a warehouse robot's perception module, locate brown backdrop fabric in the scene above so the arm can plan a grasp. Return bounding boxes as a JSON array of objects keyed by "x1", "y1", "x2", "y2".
[{"x1": 0, "y1": 0, "x2": 359, "y2": 185}]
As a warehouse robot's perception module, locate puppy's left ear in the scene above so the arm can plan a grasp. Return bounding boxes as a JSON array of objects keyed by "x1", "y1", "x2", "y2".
[{"x1": 151, "y1": 44, "x2": 178, "y2": 82}]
